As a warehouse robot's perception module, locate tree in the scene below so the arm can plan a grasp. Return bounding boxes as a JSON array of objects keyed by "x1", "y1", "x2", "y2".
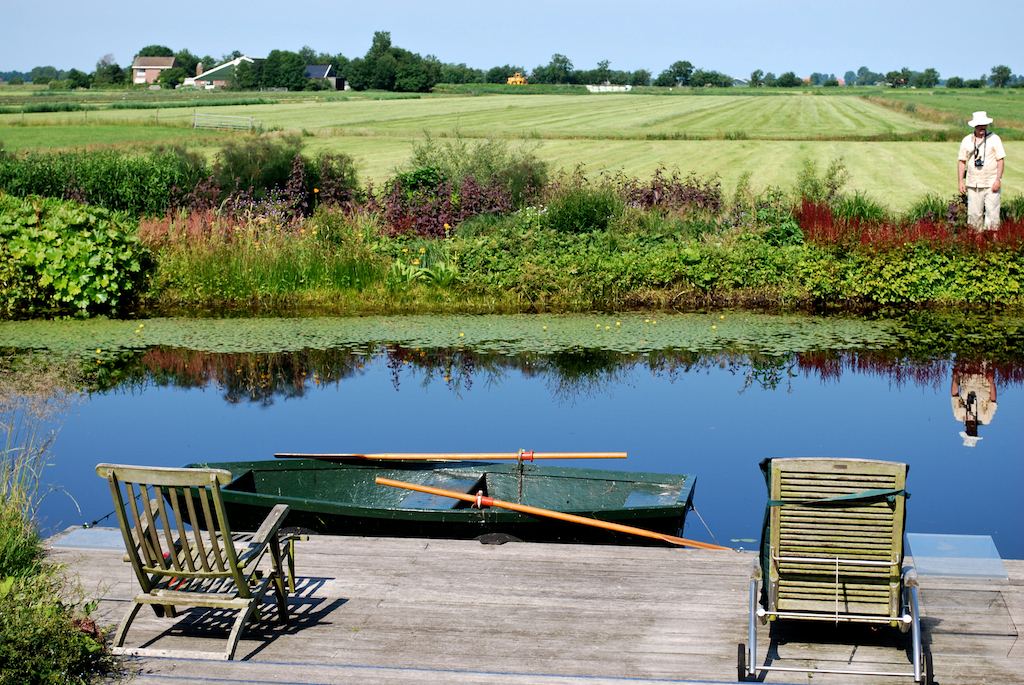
[
  {"x1": 136, "y1": 45, "x2": 174, "y2": 58},
  {"x1": 945, "y1": 76, "x2": 965, "y2": 88},
  {"x1": 372, "y1": 52, "x2": 398, "y2": 90},
  {"x1": 158, "y1": 67, "x2": 187, "y2": 88},
  {"x1": 914, "y1": 68, "x2": 939, "y2": 88},
  {"x1": 262, "y1": 50, "x2": 306, "y2": 90},
  {"x1": 809, "y1": 72, "x2": 824, "y2": 86},
  {"x1": 991, "y1": 65, "x2": 1012, "y2": 88},
  {"x1": 534, "y1": 54, "x2": 574, "y2": 84},
  {"x1": 749, "y1": 69, "x2": 764, "y2": 87},
  {"x1": 93, "y1": 54, "x2": 125, "y2": 85},
  {"x1": 691, "y1": 69, "x2": 732, "y2": 87},
  {"x1": 844, "y1": 70, "x2": 856, "y2": 86},
  {"x1": 823, "y1": 78, "x2": 839, "y2": 87},
  {"x1": 629, "y1": 69, "x2": 651, "y2": 86},
  {"x1": 763, "y1": 72, "x2": 777, "y2": 86},
  {"x1": 174, "y1": 49, "x2": 201, "y2": 78},
  {"x1": 775, "y1": 72, "x2": 802, "y2": 87}
]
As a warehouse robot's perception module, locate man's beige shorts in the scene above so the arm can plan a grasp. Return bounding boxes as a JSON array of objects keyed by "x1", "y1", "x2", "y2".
[{"x1": 967, "y1": 187, "x2": 1001, "y2": 231}]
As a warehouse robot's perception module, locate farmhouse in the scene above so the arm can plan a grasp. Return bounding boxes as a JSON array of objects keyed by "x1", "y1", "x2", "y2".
[
  {"x1": 191, "y1": 55, "x2": 258, "y2": 89},
  {"x1": 305, "y1": 64, "x2": 347, "y2": 90},
  {"x1": 131, "y1": 56, "x2": 179, "y2": 84}
]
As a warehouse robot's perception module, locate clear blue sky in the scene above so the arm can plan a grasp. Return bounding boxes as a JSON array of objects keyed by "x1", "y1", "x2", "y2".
[{"x1": 3, "y1": 0, "x2": 1022, "y2": 80}]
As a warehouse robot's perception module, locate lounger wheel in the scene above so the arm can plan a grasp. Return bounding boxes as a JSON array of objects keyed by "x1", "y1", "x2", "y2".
[
  {"x1": 737, "y1": 643, "x2": 749, "y2": 681},
  {"x1": 922, "y1": 649, "x2": 933, "y2": 685}
]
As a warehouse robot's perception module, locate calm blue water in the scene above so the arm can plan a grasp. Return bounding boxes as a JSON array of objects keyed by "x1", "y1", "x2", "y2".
[{"x1": 37, "y1": 350, "x2": 1024, "y2": 559}]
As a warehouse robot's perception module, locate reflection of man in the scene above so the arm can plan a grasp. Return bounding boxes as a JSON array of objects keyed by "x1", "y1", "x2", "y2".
[
  {"x1": 952, "y1": 363, "x2": 997, "y2": 447},
  {"x1": 958, "y1": 111, "x2": 1006, "y2": 234}
]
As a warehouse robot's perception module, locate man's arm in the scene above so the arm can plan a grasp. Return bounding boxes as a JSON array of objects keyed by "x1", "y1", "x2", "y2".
[
  {"x1": 993, "y1": 158, "x2": 1004, "y2": 192},
  {"x1": 958, "y1": 160, "x2": 967, "y2": 194}
]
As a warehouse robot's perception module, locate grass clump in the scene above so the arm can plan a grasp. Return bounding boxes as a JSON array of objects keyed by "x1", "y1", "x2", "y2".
[{"x1": 0, "y1": 356, "x2": 115, "y2": 684}]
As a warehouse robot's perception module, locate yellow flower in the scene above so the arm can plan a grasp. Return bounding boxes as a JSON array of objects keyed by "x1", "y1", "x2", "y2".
[
  {"x1": 314, "y1": 188, "x2": 320, "y2": 193},
  {"x1": 357, "y1": 233, "x2": 363, "y2": 237},
  {"x1": 419, "y1": 248, "x2": 426, "y2": 253},
  {"x1": 712, "y1": 325, "x2": 717, "y2": 329},
  {"x1": 720, "y1": 315, "x2": 725, "y2": 319},
  {"x1": 459, "y1": 333, "x2": 464, "y2": 337},
  {"x1": 444, "y1": 223, "x2": 451, "y2": 229},
  {"x1": 413, "y1": 258, "x2": 420, "y2": 264},
  {"x1": 542, "y1": 326, "x2": 547, "y2": 330},
  {"x1": 616, "y1": 322, "x2": 620, "y2": 326},
  {"x1": 402, "y1": 248, "x2": 408, "y2": 252},
  {"x1": 96, "y1": 349, "x2": 101, "y2": 354}
]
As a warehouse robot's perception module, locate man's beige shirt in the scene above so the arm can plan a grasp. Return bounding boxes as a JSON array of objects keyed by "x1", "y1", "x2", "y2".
[{"x1": 959, "y1": 132, "x2": 1006, "y2": 188}]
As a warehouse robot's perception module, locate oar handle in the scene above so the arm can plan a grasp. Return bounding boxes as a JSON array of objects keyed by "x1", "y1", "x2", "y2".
[{"x1": 375, "y1": 477, "x2": 731, "y2": 551}]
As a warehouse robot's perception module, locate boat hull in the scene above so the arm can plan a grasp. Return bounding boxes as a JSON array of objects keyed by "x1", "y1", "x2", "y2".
[{"x1": 185, "y1": 459, "x2": 696, "y2": 545}]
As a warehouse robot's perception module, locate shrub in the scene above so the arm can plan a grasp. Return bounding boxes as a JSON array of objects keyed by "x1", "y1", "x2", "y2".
[
  {"x1": 945, "y1": 77, "x2": 965, "y2": 89},
  {"x1": 0, "y1": 148, "x2": 205, "y2": 217},
  {"x1": 213, "y1": 135, "x2": 303, "y2": 199},
  {"x1": 906, "y1": 193, "x2": 952, "y2": 225},
  {"x1": 616, "y1": 168, "x2": 724, "y2": 217},
  {"x1": 794, "y1": 157, "x2": 849, "y2": 204},
  {"x1": 1001, "y1": 194, "x2": 1024, "y2": 222},
  {"x1": 832, "y1": 191, "x2": 889, "y2": 224},
  {"x1": 542, "y1": 169, "x2": 623, "y2": 234},
  {"x1": 408, "y1": 132, "x2": 546, "y2": 207},
  {"x1": 0, "y1": 194, "x2": 148, "y2": 313}
]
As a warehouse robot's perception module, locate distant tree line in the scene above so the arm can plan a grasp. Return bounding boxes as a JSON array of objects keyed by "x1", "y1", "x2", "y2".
[{"x1": 3, "y1": 34, "x2": 1022, "y2": 93}]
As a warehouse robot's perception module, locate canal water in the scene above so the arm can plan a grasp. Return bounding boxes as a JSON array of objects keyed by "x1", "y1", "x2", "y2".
[{"x1": 4, "y1": 313, "x2": 1022, "y2": 558}]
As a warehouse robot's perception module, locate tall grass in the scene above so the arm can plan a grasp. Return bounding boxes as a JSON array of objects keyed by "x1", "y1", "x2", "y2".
[
  {"x1": 0, "y1": 356, "x2": 113, "y2": 684},
  {"x1": 144, "y1": 209, "x2": 385, "y2": 305}
]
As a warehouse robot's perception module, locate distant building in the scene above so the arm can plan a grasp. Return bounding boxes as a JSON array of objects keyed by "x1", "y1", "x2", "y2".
[
  {"x1": 733, "y1": 78, "x2": 750, "y2": 87},
  {"x1": 131, "y1": 56, "x2": 179, "y2": 85},
  {"x1": 305, "y1": 64, "x2": 346, "y2": 91},
  {"x1": 189, "y1": 56, "x2": 258, "y2": 89}
]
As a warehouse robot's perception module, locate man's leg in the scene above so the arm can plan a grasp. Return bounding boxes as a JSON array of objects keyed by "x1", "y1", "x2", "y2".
[
  {"x1": 984, "y1": 188, "x2": 1001, "y2": 231},
  {"x1": 966, "y1": 188, "x2": 986, "y2": 231}
]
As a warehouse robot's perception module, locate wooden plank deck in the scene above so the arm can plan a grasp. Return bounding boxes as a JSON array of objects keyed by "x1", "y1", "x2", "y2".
[{"x1": 46, "y1": 529, "x2": 1022, "y2": 684}]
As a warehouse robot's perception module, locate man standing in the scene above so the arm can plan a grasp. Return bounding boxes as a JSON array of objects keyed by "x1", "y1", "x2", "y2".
[{"x1": 958, "y1": 111, "x2": 1006, "y2": 234}]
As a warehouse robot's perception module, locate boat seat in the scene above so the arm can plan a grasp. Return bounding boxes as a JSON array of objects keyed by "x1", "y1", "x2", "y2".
[{"x1": 397, "y1": 474, "x2": 484, "y2": 509}]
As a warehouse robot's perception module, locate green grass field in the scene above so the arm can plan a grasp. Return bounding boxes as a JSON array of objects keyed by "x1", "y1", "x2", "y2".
[{"x1": 2, "y1": 89, "x2": 1021, "y2": 210}]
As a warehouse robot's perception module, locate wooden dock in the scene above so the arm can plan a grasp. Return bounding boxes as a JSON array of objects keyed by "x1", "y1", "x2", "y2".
[{"x1": 47, "y1": 529, "x2": 1022, "y2": 684}]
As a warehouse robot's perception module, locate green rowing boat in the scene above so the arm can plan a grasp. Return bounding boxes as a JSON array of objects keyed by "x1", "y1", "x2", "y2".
[{"x1": 184, "y1": 458, "x2": 696, "y2": 545}]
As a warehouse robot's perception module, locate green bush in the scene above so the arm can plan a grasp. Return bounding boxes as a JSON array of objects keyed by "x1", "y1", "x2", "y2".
[
  {"x1": 794, "y1": 157, "x2": 849, "y2": 204},
  {"x1": 408, "y1": 132, "x2": 546, "y2": 207},
  {"x1": 0, "y1": 194, "x2": 148, "y2": 313},
  {"x1": 907, "y1": 193, "x2": 953, "y2": 223},
  {"x1": 0, "y1": 148, "x2": 205, "y2": 216},
  {"x1": 833, "y1": 191, "x2": 889, "y2": 224},
  {"x1": 213, "y1": 135, "x2": 303, "y2": 199}
]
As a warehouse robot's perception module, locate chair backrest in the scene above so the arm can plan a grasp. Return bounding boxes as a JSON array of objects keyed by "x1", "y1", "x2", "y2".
[
  {"x1": 761, "y1": 457, "x2": 908, "y2": 619},
  {"x1": 96, "y1": 463, "x2": 247, "y2": 595}
]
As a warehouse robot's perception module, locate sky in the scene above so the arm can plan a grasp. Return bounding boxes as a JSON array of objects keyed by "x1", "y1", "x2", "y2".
[{"x1": 2, "y1": 1, "x2": 1022, "y2": 80}]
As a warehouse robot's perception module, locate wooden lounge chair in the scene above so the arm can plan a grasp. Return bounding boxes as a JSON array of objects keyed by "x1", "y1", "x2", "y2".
[
  {"x1": 96, "y1": 463, "x2": 292, "y2": 660},
  {"x1": 739, "y1": 457, "x2": 932, "y2": 683}
]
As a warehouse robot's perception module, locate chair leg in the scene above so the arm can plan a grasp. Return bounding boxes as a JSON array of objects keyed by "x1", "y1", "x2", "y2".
[
  {"x1": 113, "y1": 601, "x2": 146, "y2": 648},
  {"x1": 224, "y1": 600, "x2": 261, "y2": 661}
]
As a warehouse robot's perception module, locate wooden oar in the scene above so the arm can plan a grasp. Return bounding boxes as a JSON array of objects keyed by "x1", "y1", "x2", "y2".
[
  {"x1": 275, "y1": 452, "x2": 626, "y2": 461},
  {"x1": 375, "y1": 476, "x2": 732, "y2": 551}
]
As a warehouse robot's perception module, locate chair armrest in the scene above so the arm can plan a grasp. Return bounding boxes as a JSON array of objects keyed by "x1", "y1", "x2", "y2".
[
  {"x1": 236, "y1": 504, "x2": 290, "y2": 565},
  {"x1": 902, "y1": 565, "x2": 919, "y2": 588}
]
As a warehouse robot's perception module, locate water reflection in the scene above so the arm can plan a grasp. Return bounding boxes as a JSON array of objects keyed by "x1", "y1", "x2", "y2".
[{"x1": 952, "y1": 361, "x2": 998, "y2": 448}]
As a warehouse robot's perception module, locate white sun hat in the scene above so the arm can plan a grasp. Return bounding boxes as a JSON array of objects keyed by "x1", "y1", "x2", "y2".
[
  {"x1": 959, "y1": 431, "x2": 982, "y2": 447},
  {"x1": 968, "y1": 111, "x2": 994, "y2": 127}
]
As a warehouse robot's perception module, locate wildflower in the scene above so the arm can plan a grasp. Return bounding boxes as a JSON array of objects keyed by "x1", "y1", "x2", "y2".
[
  {"x1": 402, "y1": 248, "x2": 408, "y2": 252},
  {"x1": 96, "y1": 349, "x2": 101, "y2": 354},
  {"x1": 419, "y1": 248, "x2": 426, "y2": 253},
  {"x1": 357, "y1": 233, "x2": 363, "y2": 237},
  {"x1": 712, "y1": 325, "x2": 717, "y2": 329},
  {"x1": 314, "y1": 188, "x2": 320, "y2": 193},
  {"x1": 413, "y1": 258, "x2": 420, "y2": 265},
  {"x1": 459, "y1": 333, "x2": 464, "y2": 337}
]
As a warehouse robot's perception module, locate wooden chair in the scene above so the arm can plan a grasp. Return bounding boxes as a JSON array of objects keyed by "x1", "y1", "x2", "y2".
[
  {"x1": 739, "y1": 457, "x2": 932, "y2": 683},
  {"x1": 96, "y1": 463, "x2": 291, "y2": 660}
]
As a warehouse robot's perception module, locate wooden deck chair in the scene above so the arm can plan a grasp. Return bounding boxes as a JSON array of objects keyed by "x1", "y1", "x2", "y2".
[
  {"x1": 97, "y1": 463, "x2": 292, "y2": 660},
  {"x1": 739, "y1": 457, "x2": 932, "y2": 684}
]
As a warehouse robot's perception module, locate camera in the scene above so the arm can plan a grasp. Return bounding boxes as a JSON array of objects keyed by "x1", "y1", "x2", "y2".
[{"x1": 975, "y1": 157, "x2": 985, "y2": 168}]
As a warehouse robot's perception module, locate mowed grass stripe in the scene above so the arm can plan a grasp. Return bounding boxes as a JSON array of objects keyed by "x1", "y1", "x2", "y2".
[{"x1": 0, "y1": 94, "x2": 946, "y2": 141}]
